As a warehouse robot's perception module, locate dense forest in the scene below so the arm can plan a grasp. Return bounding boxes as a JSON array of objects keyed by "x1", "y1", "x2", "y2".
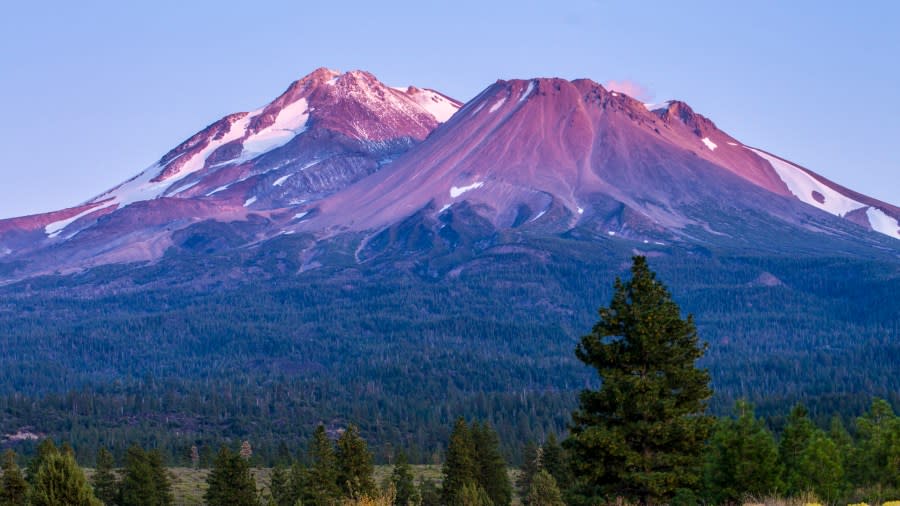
[
  {"x1": 0, "y1": 234, "x2": 898, "y2": 466},
  {"x1": 2, "y1": 256, "x2": 900, "y2": 505}
]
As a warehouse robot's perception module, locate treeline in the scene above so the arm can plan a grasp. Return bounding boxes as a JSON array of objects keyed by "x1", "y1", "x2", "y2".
[
  {"x1": 4, "y1": 399, "x2": 900, "y2": 505},
  {"x1": 701, "y1": 399, "x2": 900, "y2": 504},
  {"x1": 0, "y1": 245, "x2": 898, "y2": 465},
  {"x1": 0, "y1": 439, "x2": 172, "y2": 506}
]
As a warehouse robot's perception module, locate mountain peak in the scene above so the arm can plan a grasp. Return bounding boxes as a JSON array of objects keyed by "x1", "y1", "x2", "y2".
[{"x1": 0, "y1": 70, "x2": 897, "y2": 280}]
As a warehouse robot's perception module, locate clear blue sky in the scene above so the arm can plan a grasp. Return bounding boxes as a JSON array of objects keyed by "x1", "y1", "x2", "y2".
[{"x1": 1, "y1": 0, "x2": 898, "y2": 218}]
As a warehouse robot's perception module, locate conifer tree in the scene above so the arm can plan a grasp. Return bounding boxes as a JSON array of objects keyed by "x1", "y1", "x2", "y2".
[
  {"x1": 565, "y1": 256, "x2": 713, "y2": 505},
  {"x1": 336, "y1": 424, "x2": 376, "y2": 499},
  {"x1": 27, "y1": 439, "x2": 59, "y2": 487},
  {"x1": 828, "y1": 415, "x2": 854, "y2": 488},
  {"x1": 306, "y1": 424, "x2": 341, "y2": 506},
  {"x1": 526, "y1": 470, "x2": 566, "y2": 506},
  {"x1": 0, "y1": 449, "x2": 29, "y2": 506},
  {"x1": 471, "y1": 422, "x2": 511, "y2": 506},
  {"x1": 390, "y1": 450, "x2": 419, "y2": 506},
  {"x1": 516, "y1": 442, "x2": 541, "y2": 505},
  {"x1": 147, "y1": 449, "x2": 173, "y2": 506},
  {"x1": 91, "y1": 447, "x2": 119, "y2": 506},
  {"x1": 540, "y1": 434, "x2": 568, "y2": 491},
  {"x1": 441, "y1": 417, "x2": 477, "y2": 505},
  {"x1": 269, "y1": 465, "x2": 293, "y2": 506},
  {"x1": 779, "y1": 404, "x2": 816, "y2": 494},
  {"x1": 852, "y1": 398, "x2": 900, "y2": 488},
  {"x1": 418, "y1": 478, "x2": 441, "y2": 506},
  {"x1": 796, "y1": 431, "x2": 844, "y2": 502},
  {"x1": 288, "y1": 462, "x2": 308, "y2": 505},
  {"x1": 120, "y1": 445, "x2": 157, "y2": 506},
  {"x1": 458, "y1": 482, "x2": 493, "y2": 506},
  {"x1": 205, "y1": 446, "x2": 260, "y2": 506},
  {"x1": 703, "y1": 401, "x2": 782, "y2": 504},
  {"x1": 31, "y1": 450, "x2": 102, "y2": 506},
  {"x1": 276, "y1": 442, "x2": 293, "y2": 468},
  {"x1": 241, "y1": 440, "x2": 254, "y2": 460}
]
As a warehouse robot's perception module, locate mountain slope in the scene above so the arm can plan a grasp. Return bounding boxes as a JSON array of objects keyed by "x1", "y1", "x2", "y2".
[
  {"x1": 0, "y1": 69, "x2": 461, "y2": 274},
  {"x1": 0, "y1": 71, "x2": 897, "y2": 283},
  {"x1": 0, "y1": 70, "x2": 898, "y2": 462},
  {"x1": 297, "y1": 77, "x2": 899, "y2": 245}
]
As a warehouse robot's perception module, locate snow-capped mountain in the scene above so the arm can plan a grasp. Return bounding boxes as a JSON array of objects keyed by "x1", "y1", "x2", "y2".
[
  {"x1": 0, "y1": 68, "x2": 461, "y2": 271},
  {"x1": 297, "y1": 77, "x2": 899, "y2": 242},
  {"x1": 0, "y1": 70, "x2": 897, "y2": 280}
]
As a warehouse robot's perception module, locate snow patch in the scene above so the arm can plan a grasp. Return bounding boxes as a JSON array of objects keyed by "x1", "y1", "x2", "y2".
[
  {"x1": 45, "y1": 204, "x2": 113, "y2": 238},
  {"x1": 293, "y1": 211, "x2": 309, "y2": 220},
  {"x1": 702, "y1": 137, "x2": 718, "y2": 151},
  {"x1": 530, "y1": 210, "x2": 547, "y2": 222},
  {"x1": 727, "y1": 142, "x2": 739, "y2": 146},
  {"x1": 450, "y1": 181, "x2": 484, "y2": 198},
  {"x1": 643, "y1": 100, "x2": 672, "y2": 111},
  {"x1": 207, "y1": 184, "x2": 231, "y2": 196},
  {"x1": 489, "y1": 96, "x2": 507, "y2": 113},
  {"x1": 168, "y1": 180, "x2": 199, "y2": 196},
  {"x1": 233, "y1": 98, "x2": 310, "y2": 164},
  {"x1": 519, "y1": 81, "x2": 535, "y2": 102},
  {"x1": 409, "y1": 89, "x2": 460, "y2": 123},
  {"x1": 748, "y1": 148, "x2": 866, "y2": 218},
  {"x1": 273, "y1": 174, "x2": 293, "y2": 187},
  {"x1": 607, "y1": 231, "x2": 616, "y2": 236},
  {"x1": 865, "y1": 207, "x2": 900, "y2": 239},
  {"x1": 577, "y1": 207, "x2": 584, "y2": 215},
  {"x1": 88, "y1": 112, "x2": 253, "y2": 210},
  {"x1": 439, "y1": 204, "x2": 452, "y2": 213},
  {"x1": 243, "y1": 196, "x2": 257, "y2": 207}
]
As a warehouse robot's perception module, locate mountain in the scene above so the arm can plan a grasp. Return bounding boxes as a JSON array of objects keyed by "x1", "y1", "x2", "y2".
[
  {"x1": 0, "y1": 70, "x2": 898, "y2": 462},
  {"x1": 0, "y1": 68, "x2": 461, "y2": 276},
  {"x1": 1, "y1": 71, "x2": 897, "y2": 281},
  {"x1": 299, "y1": 77, "x2": 899, "y2": 243}
]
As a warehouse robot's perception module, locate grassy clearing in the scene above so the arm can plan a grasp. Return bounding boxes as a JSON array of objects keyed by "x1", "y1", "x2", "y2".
[{"x1": 87, "y1": 465, "x2": 451, "y2": 506}]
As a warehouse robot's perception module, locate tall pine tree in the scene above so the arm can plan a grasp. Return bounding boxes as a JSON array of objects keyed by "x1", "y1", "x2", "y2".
[
  {"x1": 27, "y1": 439, "x2": 58, "y2": 487},
  {"x1": 796, "y1": 431, "x2": 844, "y2": 502},
  {"x1": 516, "y1": 442, "x2": 541, "y2": 505},
  {"x1": 441, "y1": 417, "x2": 477, "y2": 505},
  {"x1": 703, "y1": 401, "x2": 782, "y2": 504},
  {"x1": 0, "y1": 449, "x2": 29, "y2": 506},
  {"x1": 91, "y1": 447, "x2": 118, "y2": 506},
  {"x1": 852, "y1": 398, "x2": 900, "y2": 489},
  {"x1": 205, "y1": 446, "x2": 260, "y2": 506},
  {"x1": 306, "y1": 424, "x2": 341, "y2": 506},
  {"x1": 565, "y1": 256, "x2": 713, "y2": 505},
  {"x1": 147, "y1": 449, "x2": 173, "y2": 506},
  {"x1": 121, "y1": 445, "x2": 171, "y2": 506},
  {"x1": 540, "y1": 434, "x2": 569, "y2": 490},
  {"x1": 471, "y1": 422, "x2": 511, "y2": 506},
  {"x1": 335, "y1": 424, "x2": 376, "y2": 499},
  {"x1": 269, "y1": 465, "x2": 293, "y2": 506},
  {"x1": 779, "y1": 404, "x2": 816, "y2": 494},
  {"x1": 390, "y1": 450, "x2": 419, "y2": 506}
]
